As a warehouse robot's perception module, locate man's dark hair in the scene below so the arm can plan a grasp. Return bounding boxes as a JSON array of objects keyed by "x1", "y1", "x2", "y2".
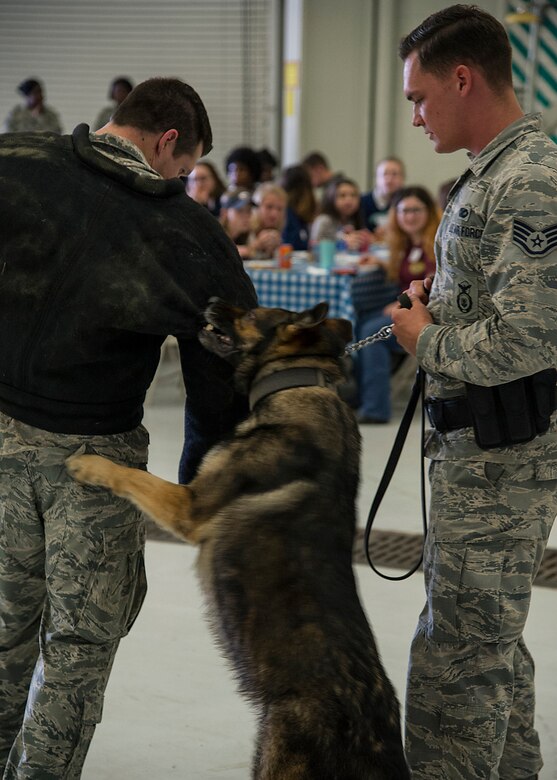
[
  {"x1": 111, "y1": 77, "x2": 213, "y2": 156},
  {"x1": 399, "y1": 4, "x2": 513, "y2": 90},
  {"x1": 301, "y1": 151, "x2": 330, "y2": 170}
]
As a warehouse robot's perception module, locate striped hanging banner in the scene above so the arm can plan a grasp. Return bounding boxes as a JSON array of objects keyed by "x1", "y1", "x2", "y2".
[{"x1": 507, "y1": 1, "x2": 557, "y2": 143}]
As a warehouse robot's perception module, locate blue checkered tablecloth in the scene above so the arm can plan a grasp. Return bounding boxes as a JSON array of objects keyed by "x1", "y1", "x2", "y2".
[{"x1": 246, "y1": 269, "x2": 356, "y2": 325}]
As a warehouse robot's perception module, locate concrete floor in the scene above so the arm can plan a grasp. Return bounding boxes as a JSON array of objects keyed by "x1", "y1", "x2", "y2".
[{"x1": 82, "y1": 377, "x2": 557, "y2": 779}]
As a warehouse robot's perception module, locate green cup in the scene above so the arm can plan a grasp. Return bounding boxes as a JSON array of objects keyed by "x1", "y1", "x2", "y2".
[{"x1": 319, "y1": 239, "x2": 335, "y2": 270}]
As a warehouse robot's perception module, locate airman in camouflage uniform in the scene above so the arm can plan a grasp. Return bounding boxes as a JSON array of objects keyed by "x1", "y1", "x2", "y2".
[
  {"x1": 0, "y1": 78, "x2": 256, "y2": 778},
  {"x1": 394, "y1": 6, "x2": 557, "y2": 779},
  {"x1": 1, "y1": 104, "x2": 63, "y2": 134},
  {"x1": 1, "y1": 78, "x2": 62, "y2": 134},
  {"x1": 0, "y1": 418, "x2": 148, "y2": 779}
]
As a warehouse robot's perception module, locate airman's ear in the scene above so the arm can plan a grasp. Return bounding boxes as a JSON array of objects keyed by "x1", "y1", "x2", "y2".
[
  {"x1": 454, "y1": 64, "x2": 472, "y2": 96},
  {"x1": 156, "y1": 128, "x2": 178, "y2": 153}
]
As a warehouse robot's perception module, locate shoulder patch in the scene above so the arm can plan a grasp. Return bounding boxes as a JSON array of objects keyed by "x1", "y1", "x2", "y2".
[{"x1": 513, "y1": 217, "x2": 557, "y2": 258}]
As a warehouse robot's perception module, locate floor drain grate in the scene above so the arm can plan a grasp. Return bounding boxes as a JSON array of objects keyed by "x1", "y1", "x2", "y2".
[
  {"x1": 145, "y1": 522, "x2": 557, "y2": 589},
  {"x1": 353, "y1": 529, "x2": 557, "y2": 589}
]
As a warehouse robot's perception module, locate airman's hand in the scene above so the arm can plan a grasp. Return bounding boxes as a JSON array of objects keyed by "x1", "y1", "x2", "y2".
[
  {"x1": 405, "y1": 274, "x2": 434, "y2": 305},
  {"x1": 391, "y1": 294, "x2": 433, "y2": 356}
]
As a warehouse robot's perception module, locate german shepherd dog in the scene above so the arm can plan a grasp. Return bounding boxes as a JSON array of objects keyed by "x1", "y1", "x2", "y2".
[{"x1": 67, "y1": 299, "x2": 410, "y2": 779}]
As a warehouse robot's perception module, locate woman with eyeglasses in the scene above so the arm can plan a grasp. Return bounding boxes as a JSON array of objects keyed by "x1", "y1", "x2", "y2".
[
  {"x1": 352, "y1": 185, "x2": 440, "y2": 423},
  {"x1": 185, "y1": 160, "x2": 226, "y2": 217}
]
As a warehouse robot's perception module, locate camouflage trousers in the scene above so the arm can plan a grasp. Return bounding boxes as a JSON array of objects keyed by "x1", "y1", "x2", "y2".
[
  {"x1": 0, "y1": 413, "x2": 149, "y2": 779},
  {"x1": 406, "y1": 458, "x2": 557, "y2": 780}
]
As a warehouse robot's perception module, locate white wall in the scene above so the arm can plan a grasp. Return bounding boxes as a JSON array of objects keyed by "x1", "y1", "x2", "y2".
[
  {"x1": 298, "y1": 0, "x2": 508, "y2": 196},
  {"x1": 297, "y1": 0, "x2": 374, "y2": 185},
  {"x1": 0, "y1": 0, "x2": 279, "y2": 177}
]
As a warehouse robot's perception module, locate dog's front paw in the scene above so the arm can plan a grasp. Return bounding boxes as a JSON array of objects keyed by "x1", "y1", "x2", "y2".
[{"x1": 66, "y1": 454, "x2": 118, "y2": 489}]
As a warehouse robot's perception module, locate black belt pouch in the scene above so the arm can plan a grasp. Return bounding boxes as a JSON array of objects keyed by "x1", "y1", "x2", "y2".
[{"x1": 465, "y1": 368, "x2": 556, "y2": 449}]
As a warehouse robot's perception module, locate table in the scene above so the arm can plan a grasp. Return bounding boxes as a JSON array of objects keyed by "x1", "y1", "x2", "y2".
[{"x1": 246, "y1": 268, "x2": 356, "y2": 325}]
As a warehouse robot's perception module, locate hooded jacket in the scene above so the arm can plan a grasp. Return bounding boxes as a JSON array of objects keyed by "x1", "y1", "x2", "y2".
[{"x1": 0, "y1": 124, "x2": 257, "y2": 479}]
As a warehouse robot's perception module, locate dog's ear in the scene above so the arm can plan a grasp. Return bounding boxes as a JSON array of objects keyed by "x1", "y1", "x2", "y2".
[
  {"x1": 301, "y1": 301, "x2": 329, "y2": 325},
  {"x1": 284, "y1": 302, "x2": 330, "y2": 335},
  {"x1": 324, "y1": 317, "x2": 353, "y2": 345}
]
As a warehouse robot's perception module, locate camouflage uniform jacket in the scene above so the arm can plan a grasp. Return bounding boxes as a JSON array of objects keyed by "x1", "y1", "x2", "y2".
[
  {"x1": 0, "y1": 124, "x2": 257, "y2": 479},
  {"x1": 1, "y1": 104, "x2": 63, "y2": 133},
  {"x1": 416, "y1": 114, "x2": 557, "y2": 464}
]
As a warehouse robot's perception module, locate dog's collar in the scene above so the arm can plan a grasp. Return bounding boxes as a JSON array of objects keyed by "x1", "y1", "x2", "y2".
[{"x1": 249, "y1": 367, "x2": 337, "y2": 411}]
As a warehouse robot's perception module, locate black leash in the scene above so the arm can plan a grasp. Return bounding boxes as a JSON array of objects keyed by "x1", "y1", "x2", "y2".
[{"x1": 363, "y1": 367, "x2": 428, "y2": 581}]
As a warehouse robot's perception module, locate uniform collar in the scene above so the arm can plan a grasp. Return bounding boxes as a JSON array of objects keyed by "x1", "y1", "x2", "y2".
[
  {"x1": 90, "y1": 132, "x2": 162, "y2": 180},
  {"x1": 466, "y1": 113, "x2": 542, "y2": 177},
  {"x1": 71, "y1": 123, "x2": 184, "y2": 198}
]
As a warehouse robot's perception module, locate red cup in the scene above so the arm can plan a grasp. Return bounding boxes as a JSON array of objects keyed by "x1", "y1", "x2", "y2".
[{"x1": 278, "y1": 243, "x2": 293, "y2": 269}]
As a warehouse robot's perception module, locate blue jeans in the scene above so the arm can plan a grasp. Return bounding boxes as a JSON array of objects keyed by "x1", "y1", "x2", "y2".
[{"x1": 355, "y1": 311, "x2": 404, "y2": 421}]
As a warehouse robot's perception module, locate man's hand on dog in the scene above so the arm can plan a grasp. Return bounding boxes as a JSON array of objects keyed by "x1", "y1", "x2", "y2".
[{"x1": 392, "y1": 277, "x2": 434, "y2": 356}]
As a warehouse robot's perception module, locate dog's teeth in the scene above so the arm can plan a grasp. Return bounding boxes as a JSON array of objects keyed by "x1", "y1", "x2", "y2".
[{"x1": 205, "y1": 324, "x2": 215, "y2": 331}]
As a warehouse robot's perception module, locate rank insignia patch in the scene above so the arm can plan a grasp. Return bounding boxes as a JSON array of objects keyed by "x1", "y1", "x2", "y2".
[{"x1": 512, "y1": 218, "x2": 557, "y2": 257}]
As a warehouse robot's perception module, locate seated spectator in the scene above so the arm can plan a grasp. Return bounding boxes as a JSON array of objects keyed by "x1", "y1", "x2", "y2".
[
  {"x1": 93, "y1": 76, "x2": 134, "y2": 130},
  {"x1": 224, "y1": 146, "x2": 262, "y2": 191},
  {"x1": 278, "y1": 165, "x2": 317, "y2": 251},
  {"x1": 310, "y1": 177, "x2": 372, "y2": 253},
  {"x1": 186, "y1": 160, "x2": 226, "y2": 217},
  {"x1": 360, "y1": 156, "x2": 405, "y2": 238},
  {"x1": 249, "y1": 182, "x2": 287, "y2": 258},
  {"x1": 220, "y1": 188, "x2": 254, "y2": 259},
  {"x1": 257, "y1": 147, "x2": 279, "y2": 182},
  {"x1": 352, "y1": 186, "x2": 440, "y2": 424},
  {"x1": 301, "y1": 151, "x2": 336, "y2": 189},
  {"x1": 1, "y1": 78, "x2": 62, "y2": 134}
]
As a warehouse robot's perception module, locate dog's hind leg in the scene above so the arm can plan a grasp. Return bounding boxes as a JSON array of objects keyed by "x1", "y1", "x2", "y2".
[
  {"x1": 66, "y1": 454, "x2": 195, "y2": 541},
  {"x1": 251, "y1": 708, "x2": 324, "y2": 780}
]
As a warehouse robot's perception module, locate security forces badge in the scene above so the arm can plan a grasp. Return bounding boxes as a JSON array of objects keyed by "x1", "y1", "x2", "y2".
[
  {"x1": 512, "y1": 217, "x2": 557, "y2": 258},
  {"x1": 456, "y1": 280, "x2": 473, "y2": 314}
]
